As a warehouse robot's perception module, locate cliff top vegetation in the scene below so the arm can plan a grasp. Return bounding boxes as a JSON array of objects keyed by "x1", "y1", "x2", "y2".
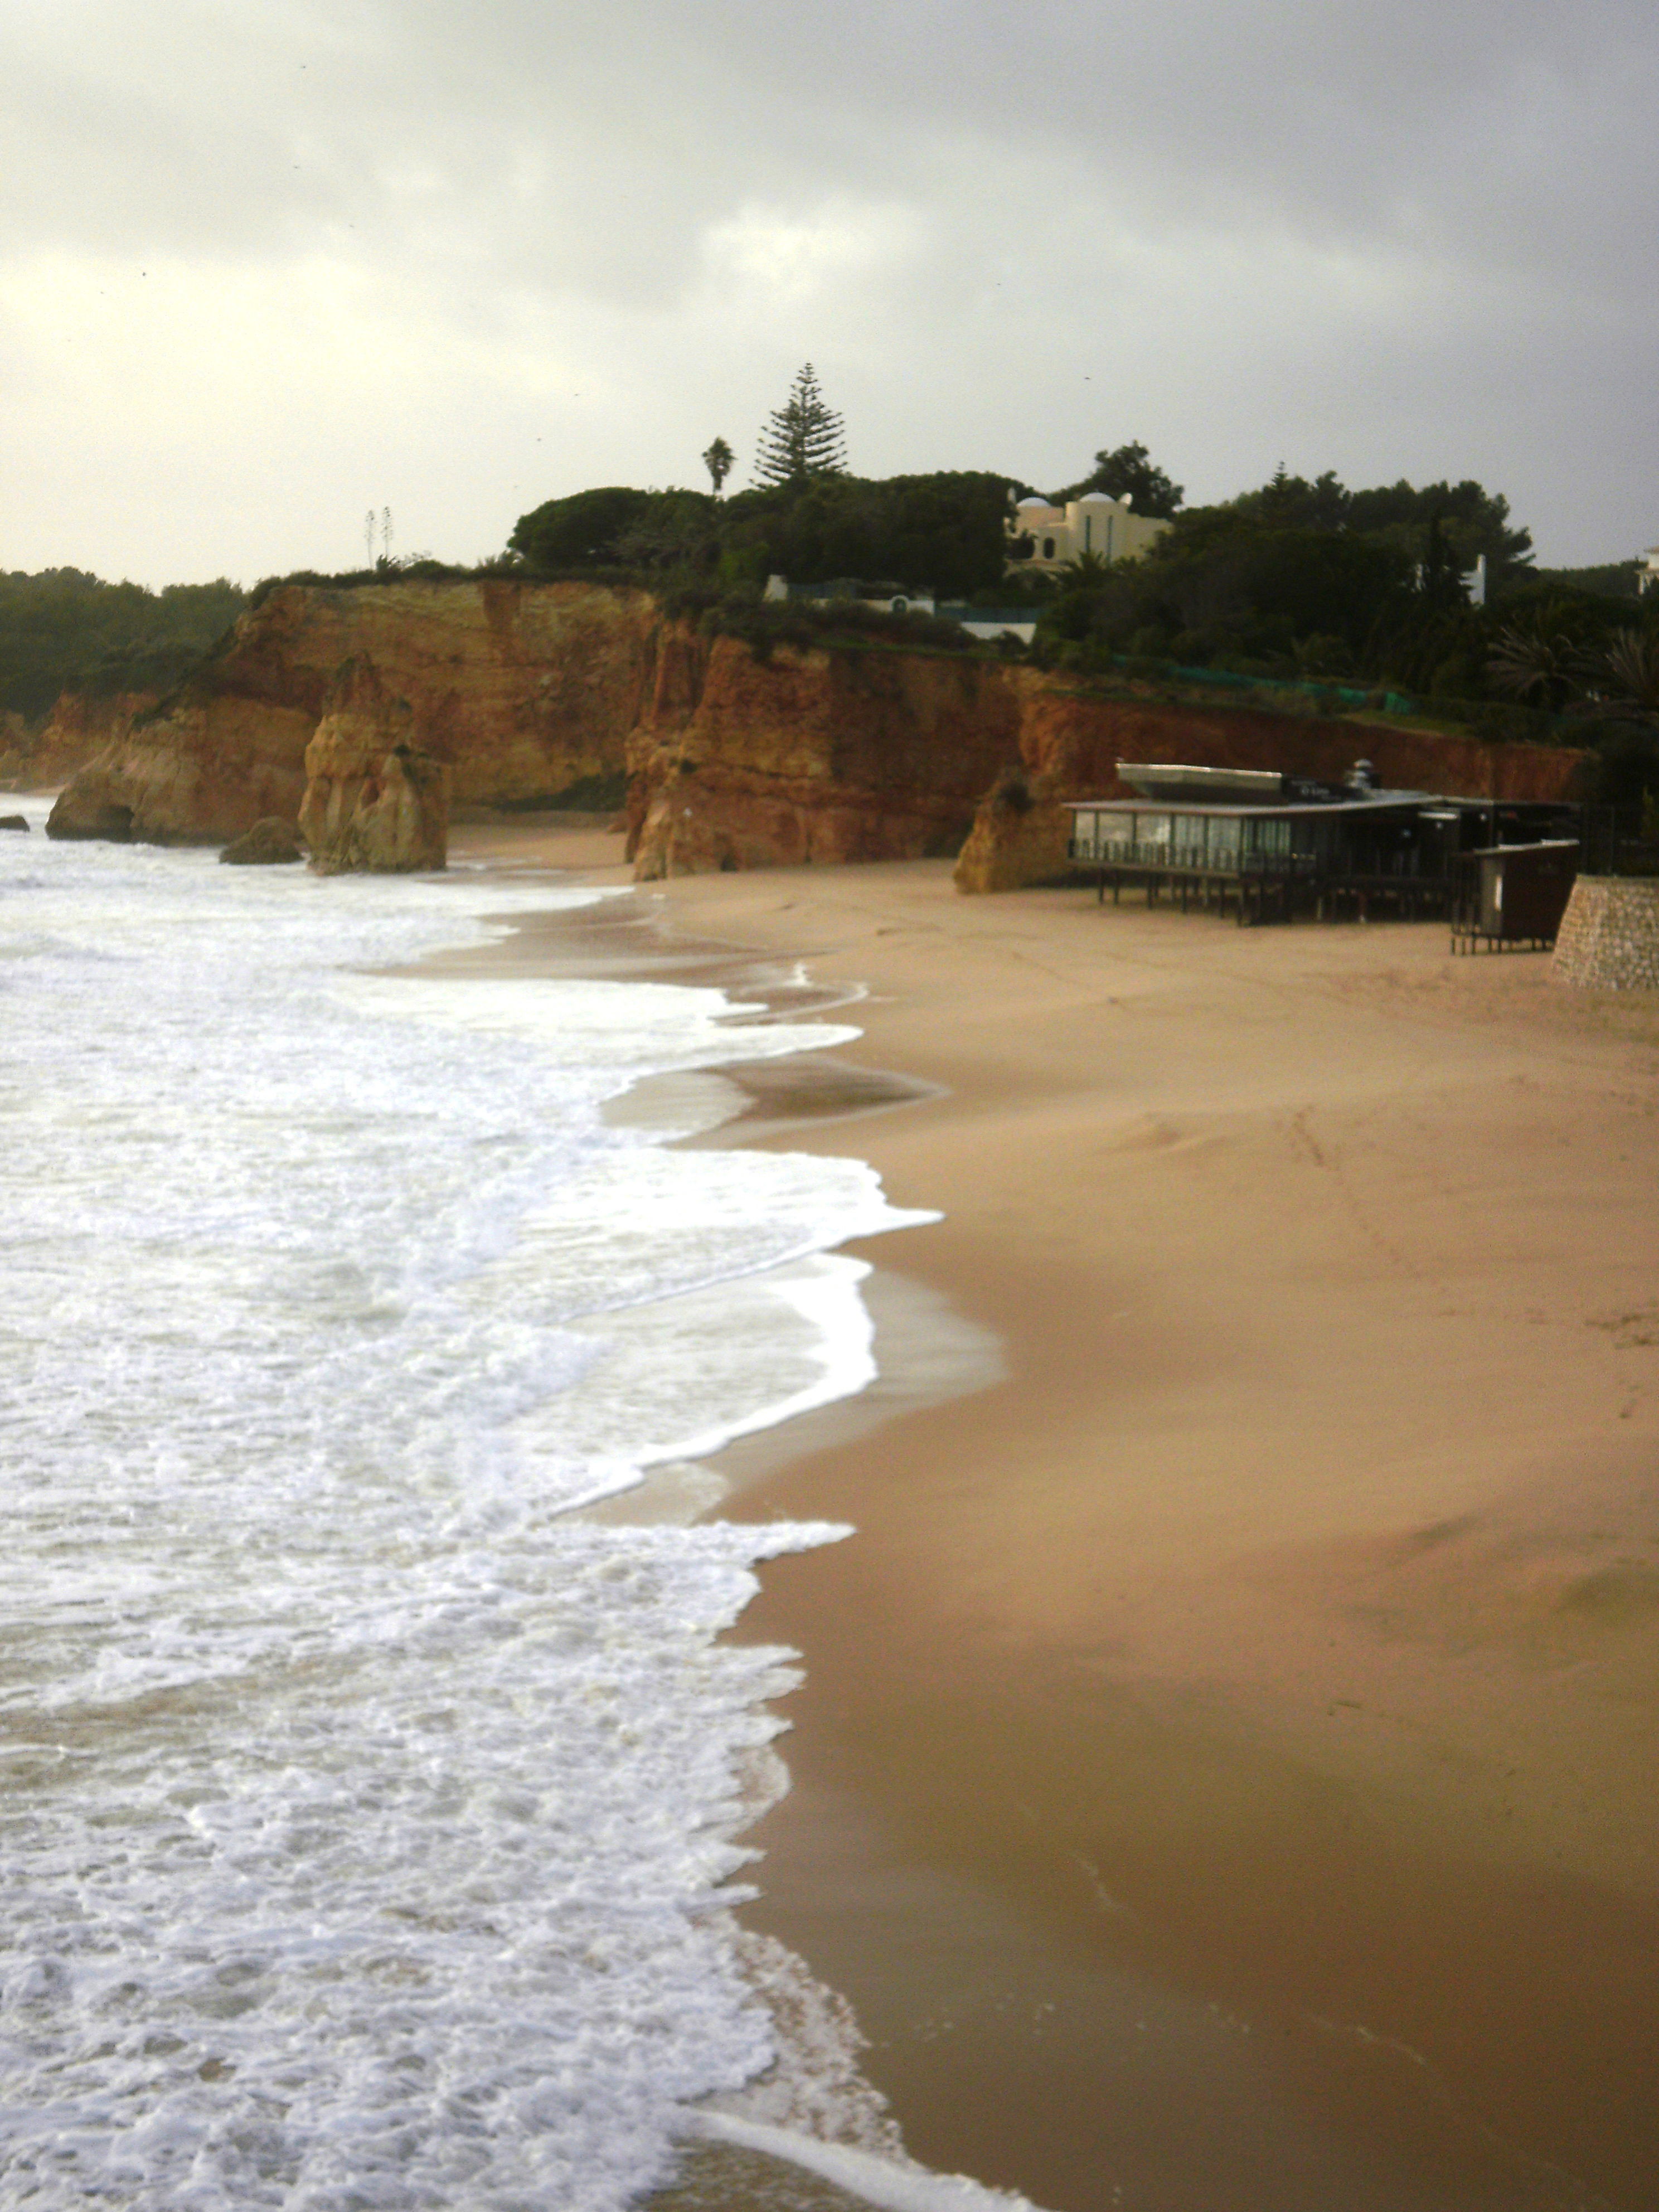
[
  {"x1": 1024, "y1": 463, "x2": 1658, "y2": 813},
  {"x1": 508, "y1": 470, "x2": 1029, "y2": 602},
  {"x1": 0, "y1": 569, "x2": 247, "y2": 719},
  {"x1": 503, "y1": 450, "x2": 1657, "y2": 804}
]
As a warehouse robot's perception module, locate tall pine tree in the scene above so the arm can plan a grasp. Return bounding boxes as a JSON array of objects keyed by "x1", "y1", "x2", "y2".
[{"x1": 753, "y1": 364, "x2": 847, "y2": 487}]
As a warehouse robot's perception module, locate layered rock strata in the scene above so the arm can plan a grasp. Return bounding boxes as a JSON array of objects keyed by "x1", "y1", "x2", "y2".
[
  {"x1": 626, "y1": 628, "x2": 1019, "y2": 876},
  {"x1": 47, "y1": 580, "x2": 656, "y2": 846},
  {"x1": 298, "y1": 661, "x2": 449, "y2": 872},
  {"x1": 2, "y1": 692, "x2": 159, "y2": 797}
]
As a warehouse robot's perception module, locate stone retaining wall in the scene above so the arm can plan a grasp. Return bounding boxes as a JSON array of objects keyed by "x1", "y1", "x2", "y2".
[{"x1": 1550, "y1": 877, "x2": 1659, "y2": 989}]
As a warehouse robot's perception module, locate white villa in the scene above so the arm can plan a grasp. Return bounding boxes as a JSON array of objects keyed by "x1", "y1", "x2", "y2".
[
  {"x1": 1639, "y1": 547, "x2": 1659, "y2": 595},
  {"x1": 1006, "y1": 490, "x2": 1171, "y2": 576}
]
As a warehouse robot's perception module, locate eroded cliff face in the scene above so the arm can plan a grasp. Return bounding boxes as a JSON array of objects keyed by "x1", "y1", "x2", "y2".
[
  {"x1": 1, "y1": 692, "x2": 159, "y2": 795},
  {"x1": 47, "y1": 580, "x2": 656, "y2": 845},
  {"x1": 45, "y1": 581, "x2": 1022, "y2": 867},
  {"x1": 40, "y1": 580, "x2": 1594, "y2": 887},
  {"x1": 626, "y1": 628, "x2": 1021, "y2": 876},
  {"x1": 953, "y1": 682, "x2": 1590, "y2": 892},
  {"x1": 299, "y1": 659, "x2": 449, "y2": 873}
]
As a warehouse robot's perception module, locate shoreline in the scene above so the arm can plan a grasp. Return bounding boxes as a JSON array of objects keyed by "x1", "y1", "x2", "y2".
[{"x1": 448, "y1": 822, "x2": 1659, "y2": 2212}]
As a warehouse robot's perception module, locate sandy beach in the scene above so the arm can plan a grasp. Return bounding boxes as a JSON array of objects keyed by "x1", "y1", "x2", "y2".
[{"x1": 455, "y1": 822, "x2": 1659, "y2": 2212}]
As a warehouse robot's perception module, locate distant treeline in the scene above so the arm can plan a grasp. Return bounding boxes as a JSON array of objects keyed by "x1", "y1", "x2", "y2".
[
  {"x1": 0, "y1": 570, "x2": 247, "y2": 719},
  {"x1": 506, "y1": 460, "x2": 1655, "y2": 659}
]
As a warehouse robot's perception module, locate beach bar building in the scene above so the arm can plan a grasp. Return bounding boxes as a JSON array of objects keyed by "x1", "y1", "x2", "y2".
[{"x1": 1068, "y1": 764, "x2": 1578, "y2": 926}]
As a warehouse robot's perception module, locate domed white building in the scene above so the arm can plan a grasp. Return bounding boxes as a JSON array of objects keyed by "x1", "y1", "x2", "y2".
[{"x1": 1006, "y1": 488, "x2": 1171, "y2": 575}]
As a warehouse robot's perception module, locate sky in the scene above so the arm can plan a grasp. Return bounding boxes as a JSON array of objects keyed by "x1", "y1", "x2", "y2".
[{"x1": 3, "y1": 0, "x2": 1656, "y2": 586}]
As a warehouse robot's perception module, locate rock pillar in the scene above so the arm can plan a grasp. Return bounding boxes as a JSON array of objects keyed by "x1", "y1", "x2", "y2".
[{"x1": 298, "y1": 658, "x2": 448, "y2": 873}]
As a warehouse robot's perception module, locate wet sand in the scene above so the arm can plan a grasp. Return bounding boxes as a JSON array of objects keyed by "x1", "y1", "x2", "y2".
[{"x1": 457, "y1": 822, "x2": 1659, "y2": 2211}]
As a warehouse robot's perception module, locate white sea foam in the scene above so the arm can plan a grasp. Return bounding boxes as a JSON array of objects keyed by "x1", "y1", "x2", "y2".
[
  {"x1": 683, "y1": 2115, "x2": 1046, "y2": 2212},
  {"x1": 0, "y1": 811, "x2": 992, "y2": 2210}
]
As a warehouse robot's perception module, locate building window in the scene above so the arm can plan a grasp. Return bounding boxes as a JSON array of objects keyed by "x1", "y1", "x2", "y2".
[{"x1": 1042, "y1": 537, "x2": 1055, "y2": 560}]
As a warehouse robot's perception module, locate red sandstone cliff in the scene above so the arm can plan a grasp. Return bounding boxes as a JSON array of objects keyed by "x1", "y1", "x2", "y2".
[
  {"x1": 1, "y1": 691, "x2": 159, "y2": 794},
  {"x1": 625, "y1": 627, "x2": 1020, "y2": 875},
  {"x1": 40, "y1": 581, "x2": 1592, "y2": 888},
  {"x1": 47, "y1": 580, "x2": 656, "y2": 843}
]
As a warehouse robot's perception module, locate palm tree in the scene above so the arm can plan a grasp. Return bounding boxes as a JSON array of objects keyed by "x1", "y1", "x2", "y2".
[
  {"x1": 701, "y1": 437, "x2": 734, "y2": 497},
  {"x1": 1057, "y1": 550, "x2": 1112, "y2": 589},
  {"x1": 1485, "y1": 608, "x2": 1582, "y2": 710},
  {"x1": 1595, "y1": 628, "x2": 1659, "y2": 715}
]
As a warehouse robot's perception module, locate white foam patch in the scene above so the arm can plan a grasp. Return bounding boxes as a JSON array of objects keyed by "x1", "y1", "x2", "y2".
[
  {"x1": 520, "y1": 1253, "x2": 885, "y2": 1511},
  {"x1": 684, "y1": 1935, "x2": 1058, "y2": 2212},
  {"x1": 682, "y1": 2114, "x2": 1051, "y2": 2212},
  {"x1": 0, "y1": 1517, "x2": 852, "y2": 2210},
  {"x1": 0, "y1": 827, "x2": 961, "y2": 2209}
]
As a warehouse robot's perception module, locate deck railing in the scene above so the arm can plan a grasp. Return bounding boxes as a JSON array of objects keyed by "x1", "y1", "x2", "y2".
[{"x1": 1067, "y1": 837, "x2": 1453, "y2": 883}]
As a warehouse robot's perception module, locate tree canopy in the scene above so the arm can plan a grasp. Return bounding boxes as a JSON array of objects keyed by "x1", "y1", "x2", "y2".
[
  {"x1": 510, "y1": 469, "x2": 1017, "y2": 598},
  {"x1": 753, "y1": 363, "x2": 847, "y2": 487},
  {"x1": 506, "y1": 487, "x2": 664, "y2": 569},
  {"x1": 1221, "y1": 467, "x2": 1535, "y2": 589},
  {"x1": 1051, "y1": 440, "x2": 1185, "y2": 518},
  {"x1": 1030, "y1": 463, "x2": 1652, "y2": 750},
  {"x1": 0, "y1": 569, "x2": 247, "y2": 719}
]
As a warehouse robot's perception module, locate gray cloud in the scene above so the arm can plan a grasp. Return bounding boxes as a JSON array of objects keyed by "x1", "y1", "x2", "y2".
[{"x1": 3, "y1": 0, "x2": 1655, "y2": 581}]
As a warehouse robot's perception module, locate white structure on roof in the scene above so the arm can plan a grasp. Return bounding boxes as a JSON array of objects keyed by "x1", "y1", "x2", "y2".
[
  {"x1": 1638, "y1": 546, "x2": 1659, "y2": 595},
  {"x1": 1006, "y1": 489, "x2": 1170, "y2": 576}
]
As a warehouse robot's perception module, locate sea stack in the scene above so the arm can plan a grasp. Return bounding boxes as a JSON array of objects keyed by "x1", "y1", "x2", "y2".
[
  {"x1": 298, "y1": 656, "x2": 448, "y2": 872},
  {"x1": 219, "y1": 816, "x2": 304, "y2": 864}
]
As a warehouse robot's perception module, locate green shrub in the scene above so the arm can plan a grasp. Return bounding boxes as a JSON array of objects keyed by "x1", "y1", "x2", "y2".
[{"x1": 0, "y1": 569, "x2": 247, "y2": 717}]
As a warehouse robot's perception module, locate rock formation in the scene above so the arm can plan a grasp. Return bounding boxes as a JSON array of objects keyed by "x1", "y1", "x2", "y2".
[
  {"x1": 1551, "y1": 878, "x2": 1659, "y2": 989},
  {"x1": 40, "y1": 577, "x2": 1591, "y2": 888},
  {"x1": 220, "y1": 816, "x2": 304, "y2": 865},
  {"x1": 48, "y1": 579, "x2": 656, "y2": 847},
  {"x1": 1, "y1": 813, "x2": 28, "y2": 832},
  {"x1": 298, "y1": 660, "x2": 448, "y2": 872},
  {"x1": 625, "y1": 626, "x2": 1020, "y2": 876},
  {"x1": 301, "y1": 738, "x2": 449, "y2": 873},
  {"x1": 0, "y1": 712, "x2": 31, "y2": 788},
  {"x1": 3, "y1": 692, "x2": 159, "y2": 797}
]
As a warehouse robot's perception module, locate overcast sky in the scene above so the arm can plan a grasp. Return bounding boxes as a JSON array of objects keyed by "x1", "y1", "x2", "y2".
[{"x1": 4, "y1": 0, "x2": 1655, "y2": 585}]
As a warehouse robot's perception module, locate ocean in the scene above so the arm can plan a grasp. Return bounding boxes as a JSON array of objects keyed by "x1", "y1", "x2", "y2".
[{"x1": 0, "y1": 804, "x2": 1035, "y2": 2212}]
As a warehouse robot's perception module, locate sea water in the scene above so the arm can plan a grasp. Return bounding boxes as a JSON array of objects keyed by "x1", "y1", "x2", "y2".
[{"x1": 0, "y1": 807, "x2": 1037, "y2": 2211}]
